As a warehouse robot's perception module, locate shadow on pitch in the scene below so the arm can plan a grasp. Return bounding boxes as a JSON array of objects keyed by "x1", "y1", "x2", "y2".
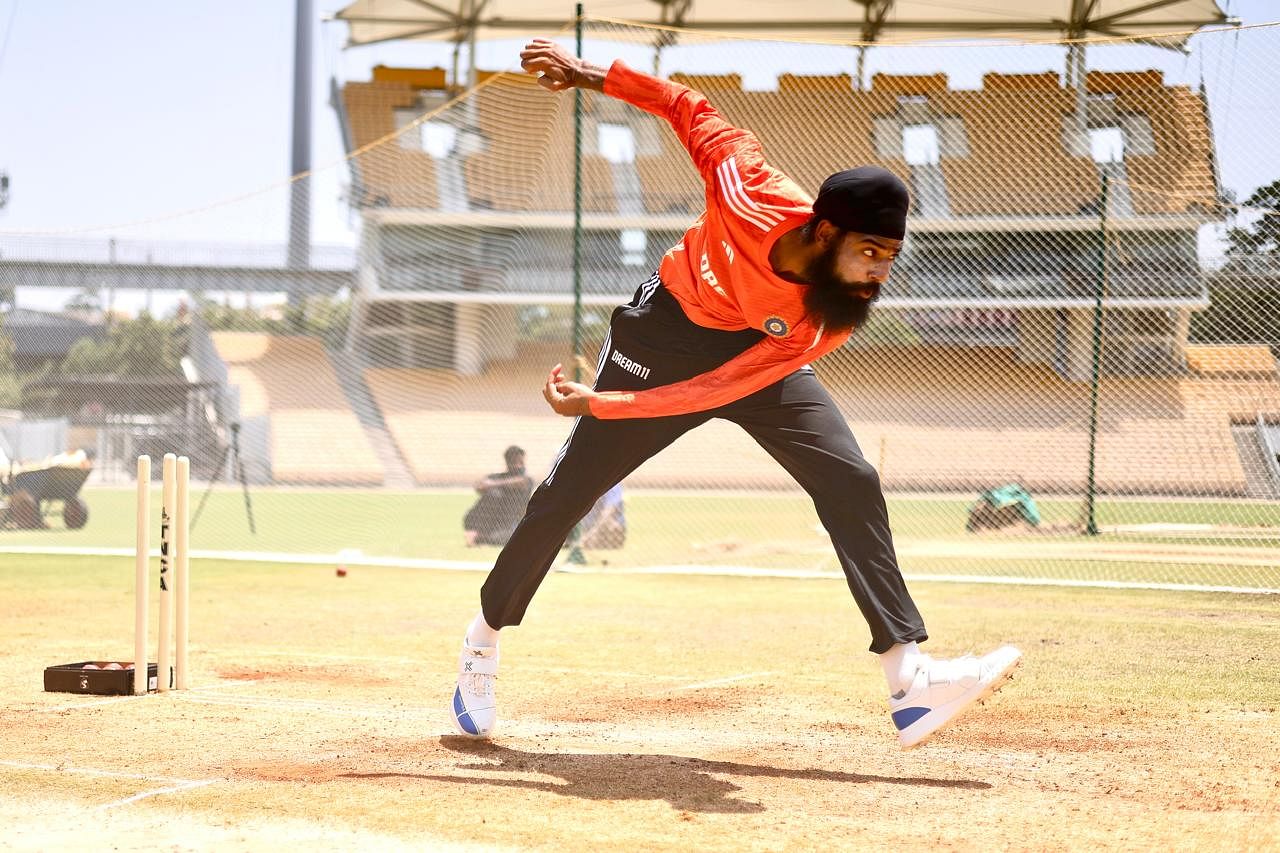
[{"x1": 338, "y1": 736, "x2": 990, "y2": 814}]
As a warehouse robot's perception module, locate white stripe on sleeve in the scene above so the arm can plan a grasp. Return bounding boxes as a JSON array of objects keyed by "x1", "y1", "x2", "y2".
[
  {"x1": 717, "y1": 160, "x2": 775, "y2": 231},
  {"x1": 725, "y1": 157, "x2": 784, "y2": 226}
]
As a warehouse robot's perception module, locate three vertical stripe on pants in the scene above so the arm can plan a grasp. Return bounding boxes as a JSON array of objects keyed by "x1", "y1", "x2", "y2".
[{"x1": 545, "y1": 273, "x2": 661, "y2": 487}]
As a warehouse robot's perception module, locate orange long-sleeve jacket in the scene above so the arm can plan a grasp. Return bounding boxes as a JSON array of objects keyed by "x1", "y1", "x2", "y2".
[{"x1": 588, "y1": 61, "x2": 851, "y2": 420}]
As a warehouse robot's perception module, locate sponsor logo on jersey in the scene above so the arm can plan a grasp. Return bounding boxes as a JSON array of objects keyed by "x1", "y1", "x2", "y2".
[{"x1": 611, "y1": 349, "x2": 652, "y2": 381}]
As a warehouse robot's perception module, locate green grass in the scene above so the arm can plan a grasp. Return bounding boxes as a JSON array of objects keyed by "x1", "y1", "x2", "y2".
[{"x1": 2, "y1": 486, "x2": 1277, "y2": 590}]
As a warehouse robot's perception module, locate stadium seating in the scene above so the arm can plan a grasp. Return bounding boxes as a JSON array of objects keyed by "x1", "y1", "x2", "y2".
[
  {"x1": 341, "y1": 80, "x2": 440, "y2": 208},
  {"x1": 340, "y1": 67, "x2": 1217, "y2": 216},
  {"x1": 819, "y1": 345, "x2": 1279, "y2": 495},
  {"x1": 1185, "y1": 344, "x2": 1278, "y2": 377},
  {"x1": 365, "y1": 341, "x2": 1279, "y2": 495},
  {"x1": 213, "y1": 333, "x2": 383, "y2": 485}
]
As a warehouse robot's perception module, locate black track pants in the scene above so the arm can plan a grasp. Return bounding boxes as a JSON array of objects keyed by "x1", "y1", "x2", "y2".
[{"x1": 479, "y1": 277, "x2": 927, "y2": 653}]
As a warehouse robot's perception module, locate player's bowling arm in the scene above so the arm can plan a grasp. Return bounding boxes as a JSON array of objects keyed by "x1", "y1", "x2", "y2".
[
  {"x1": 518, "y1": 39, "x2": 606, "y2": 92},
  {"x1": 600, "y1": 60, "x2": 755, "y2": 177}
]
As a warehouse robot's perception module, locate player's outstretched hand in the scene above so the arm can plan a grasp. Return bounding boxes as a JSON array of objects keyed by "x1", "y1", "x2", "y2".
[
  {"x1": 543, "y1": 363, "x2": 596, "y2": 417},
  {"x1": 520, "y1": 39, "x2": 579, "y2": 91},
  {"x1": 519, "y1": 39, "x2": 607, "y2": 93}
]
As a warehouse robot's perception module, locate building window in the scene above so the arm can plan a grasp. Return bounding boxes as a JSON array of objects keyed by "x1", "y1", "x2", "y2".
[
  {"x1": 420, "y1": 121, "x2": 458, "y2": 158},
  {"x1": 597, "y1": 123, "x2": 636, "y2": 164},
  {"x1": 1089, "y1": 126, "x2": 1125, "y2": 163},
  {"x1": 902, "y1": 124, "x2": 941, "y2": 166},
  {"x1": 620, "y1": 229, "x2": 647, "y2": 266}
]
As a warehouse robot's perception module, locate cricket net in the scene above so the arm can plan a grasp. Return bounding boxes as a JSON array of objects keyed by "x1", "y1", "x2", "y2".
[{"x1": 1, "y1": 19, "x2": 1277, "y2": 592}]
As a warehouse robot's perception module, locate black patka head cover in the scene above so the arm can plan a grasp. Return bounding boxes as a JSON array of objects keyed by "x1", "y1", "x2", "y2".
[{"x1": 813, "y1": 166, "x2": 910, "y2": 240}]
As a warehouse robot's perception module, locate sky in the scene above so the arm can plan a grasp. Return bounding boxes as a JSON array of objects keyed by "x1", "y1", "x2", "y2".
[{"x1": 0, "y1": 0, "x2": 1276, "y2": 314}]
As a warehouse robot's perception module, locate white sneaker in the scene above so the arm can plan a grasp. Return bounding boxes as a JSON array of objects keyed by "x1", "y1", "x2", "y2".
[
  {"x1": 889, "y1": 645, "x2": 1022, "y2": 749},
  {"x1": 451, "y1": 641, "x2": 498, "y2": 738}
]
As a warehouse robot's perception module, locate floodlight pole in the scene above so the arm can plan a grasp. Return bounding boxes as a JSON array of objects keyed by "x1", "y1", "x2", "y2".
[
  {"x1": 288, "y1": 0, "x2": 314, "y2": 281},
  {"x1": 1084, "y1": 172, "x2": 1108, "y2": 537}
]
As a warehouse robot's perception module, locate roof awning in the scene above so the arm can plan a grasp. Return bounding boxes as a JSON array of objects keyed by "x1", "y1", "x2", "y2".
[{"x1": 332, "y1": 1, "x2": 1232, "y2": 50}]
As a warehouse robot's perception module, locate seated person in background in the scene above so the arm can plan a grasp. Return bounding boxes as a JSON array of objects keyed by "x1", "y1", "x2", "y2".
[
  {"x1": 464, "y1": 446, "x2": 535, "y2": 547},
  {"x1": 579, "y1": 483, "x2": 626, "y2": 549}
]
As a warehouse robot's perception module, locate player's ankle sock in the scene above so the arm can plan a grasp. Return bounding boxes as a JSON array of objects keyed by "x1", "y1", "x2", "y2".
[
  {"x1": 880, "y1": 641, "x2": 923, "y2": 697},
  {"x1": 466, "y1": 611, "x2": 500, "y2": 647}
]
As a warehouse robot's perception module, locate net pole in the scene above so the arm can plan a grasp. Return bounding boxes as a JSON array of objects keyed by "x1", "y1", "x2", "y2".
[
  {"x1": 571, "y1": 3, "x2": 585, "y2": 383},
  {"x1": 1085, "y1": 172, "x2": 1109, "y2": 536},
  {"x1": 565, "y1": 2, "x2": 588, "y2": 567}
]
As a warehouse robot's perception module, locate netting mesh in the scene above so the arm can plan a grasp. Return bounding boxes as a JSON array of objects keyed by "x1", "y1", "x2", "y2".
[{"x1": 1, "y1": 20, "x2": 1277, "y2": 591}]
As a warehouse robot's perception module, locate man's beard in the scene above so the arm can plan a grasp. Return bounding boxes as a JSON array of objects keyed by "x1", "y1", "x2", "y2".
[{"x1": 800, "y1": 242, "x2": 879, "y2": 333}]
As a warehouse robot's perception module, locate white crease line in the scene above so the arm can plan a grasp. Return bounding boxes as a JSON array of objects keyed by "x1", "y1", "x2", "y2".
[
  {"x1": 179, "y1": 694, "x2": 374, "y2": 711},
  {"x1": 235, "y1": 650, "x2": 419, "y2": 664},
  {"x1": 189, "y1": 679, "x2": 260, "y2": 692},
  {"x1": 671, "y1": 671, "x2": 774, "y2": 692},
  {"x1": 523, "y1": 665, "x2": 687, "y2": 681},
  {"x1": 35, "y1": 680, "x2": 259, "y2": 713},
  {"x1": 0, "y1": 759, "x2": 207, "y2": 787},
  {"x1": 93, "y1": 779, "x2": 219, "y2": 813},
  {"x1": 36, "y1": 694, "x2": 147, "y2": 713},
  {"x1": 210, "y1": 650, "x2": 688, "y2": 681},
  {"x1": 178, "y1": 694, "x2": 437, "y2": 720}
]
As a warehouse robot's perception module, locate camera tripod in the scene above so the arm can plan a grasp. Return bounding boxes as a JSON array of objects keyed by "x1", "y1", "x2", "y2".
[{"x1": 192, "y1": 422, "x2": 256, "y2": 534}]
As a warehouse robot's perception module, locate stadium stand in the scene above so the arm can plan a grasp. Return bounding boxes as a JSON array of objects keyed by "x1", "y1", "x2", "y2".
[{"x1": 213, "y1": 333, "x2": 383, "y2": 485}]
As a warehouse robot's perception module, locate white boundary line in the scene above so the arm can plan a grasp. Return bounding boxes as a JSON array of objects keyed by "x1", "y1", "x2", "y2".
[
  {"x1": 898, "y1": 573, "x2": 1280, "y2": 595},
  {"x1": 3, "y1": 545, "x2": 1276, "y2": 595},
  {"x1": 0, "y1": 545, "x2": 488, "y2": 572},
  {"x1": 0, "y1": 759, "x2": 219, "y2": 812}
]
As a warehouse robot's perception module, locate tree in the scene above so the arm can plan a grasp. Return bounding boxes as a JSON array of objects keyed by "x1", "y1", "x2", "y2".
[
  {"x1": 1190, "y1": 180, "x2": 1280, "y2": 354},
  {"x1": 195, "y1": 294, "x2": 350, "y2": 349},
  {"x1": 0, "y1": 318, "x2": 22, "y2": 409},
  {"x1": 59, "y1": 313, "x2": 184, "y2": 377},
  {"x1": 1225, "y1": 180, "x2": 1280, "y2": 258}
]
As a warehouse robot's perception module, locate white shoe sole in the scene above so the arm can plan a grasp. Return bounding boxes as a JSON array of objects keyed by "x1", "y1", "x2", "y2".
[{"x1": 898, "y1": 651, "x2": 1022, "y2": 750}]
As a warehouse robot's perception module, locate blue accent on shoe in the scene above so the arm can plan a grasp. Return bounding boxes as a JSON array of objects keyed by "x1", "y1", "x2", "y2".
[
  {"x1": 453, "y1": 686, "x2": 480, "y2": 735},
  {"x1": 892, "y1": 706, "x2": 931, "y2": 731}
]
